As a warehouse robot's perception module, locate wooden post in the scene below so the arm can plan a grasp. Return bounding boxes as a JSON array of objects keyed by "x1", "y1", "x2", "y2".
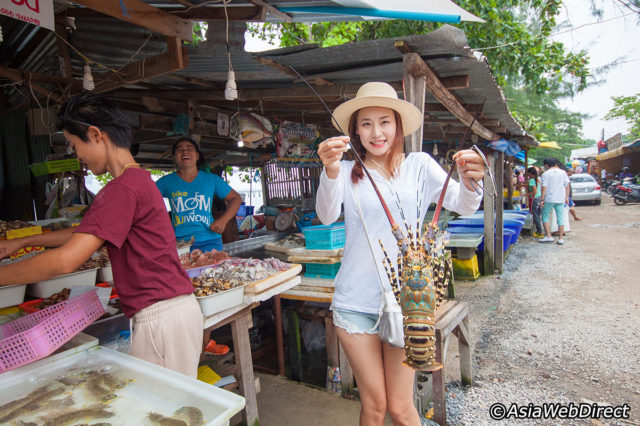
[
  {"x1": 505, "y1": 159, "x2": 513, "y2": 209},
  {"x1": 483, "y1": 152, "x2": 496, "y2": 275},
  {"x1": 496, "y1": 152, "x2": 504, "y2": 273},
  {"x1": 325, "y1": 312, "x2": 340, "y2": 369},
  {"x1": 458, "y1": 316, "x2": 473, "y2": 386},
  {"x1": 338, "y1": 341, "x2": 354, "y2": 394},
  {"x1": 273, "y1": 295, "x2": 285, "y2": 376},
  {"x1": 402, "y1": 55, "x2": 426, "y2": 153},
  {"x1": 231, "y1": 312, "x2": 258, "y2": 425},
  {"x1": 432, "y1": 331, "x2": 446, "y2": 426}
]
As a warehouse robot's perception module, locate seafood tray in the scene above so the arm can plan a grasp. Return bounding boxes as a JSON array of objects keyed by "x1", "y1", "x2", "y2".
[
  {"x1": 187, "y1": 266, "x2": 245, "y2": 316},
  {"x1": 243, "y1": 263, "x2": 302, "y2": 294},
  {"x1": 0, "y1": 285, "x2": 26, "y2": 309},
  {"x1": 27, "y1": 267, "x2": 98, "y2": 298},
  {"x1": 0, "y1": 345, "x2": 245, "y2": 425},
  {"x1": 0, "y1": 291, "x2": 104, "y2": 373}
]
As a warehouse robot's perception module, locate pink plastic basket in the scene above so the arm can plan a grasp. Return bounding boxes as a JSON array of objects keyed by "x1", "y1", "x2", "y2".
[{"x1": 0, "y1": 291, "x2": 104, "y2": 373}]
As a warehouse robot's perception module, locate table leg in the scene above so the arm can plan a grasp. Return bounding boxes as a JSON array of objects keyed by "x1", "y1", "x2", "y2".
[
  {"x1": 232, "y1": 312, "x2": 258, "y2": 425},
  {"x1": 274, "y1": 295, "x2": 285, "y2": 376}
]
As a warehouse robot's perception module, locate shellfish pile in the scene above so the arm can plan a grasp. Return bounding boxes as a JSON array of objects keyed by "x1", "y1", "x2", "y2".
[{"x1": 191, "y1": 257, "x2": 292, "y2": 297}]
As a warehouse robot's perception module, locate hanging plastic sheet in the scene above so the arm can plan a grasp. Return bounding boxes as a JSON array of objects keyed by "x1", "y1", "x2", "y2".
[{"x1": 487, "y1": 139, "x2": 523, "y2": 157}]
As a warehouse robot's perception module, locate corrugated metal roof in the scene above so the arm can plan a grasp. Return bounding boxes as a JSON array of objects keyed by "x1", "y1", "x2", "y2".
[{"x1": 2, "y1": 6, "x2": 535, "y2": 169}]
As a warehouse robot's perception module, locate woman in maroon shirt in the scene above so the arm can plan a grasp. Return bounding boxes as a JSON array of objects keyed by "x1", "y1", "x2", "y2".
[{"x1": 0, "y1": 93, "x2": 203, "y2": 377}]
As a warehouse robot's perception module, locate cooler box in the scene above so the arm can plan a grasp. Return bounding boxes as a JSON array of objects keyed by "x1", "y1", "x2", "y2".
[{"x1": 445, "y1": 227, "x2": 514, "y2": 252}]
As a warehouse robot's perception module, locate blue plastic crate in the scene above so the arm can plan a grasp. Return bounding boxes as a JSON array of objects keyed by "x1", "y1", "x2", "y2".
[
  {"x1": 304, "y1": 262, "x2": 341, "y2": 279},
  {"x1": 302, "y1": 224, "x2": 345, "y2": 250}
]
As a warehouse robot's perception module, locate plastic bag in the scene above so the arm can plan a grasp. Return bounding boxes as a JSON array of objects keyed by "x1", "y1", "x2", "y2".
[{"x1": 300, "y1": 320, "x2": 326, "y2": 352}]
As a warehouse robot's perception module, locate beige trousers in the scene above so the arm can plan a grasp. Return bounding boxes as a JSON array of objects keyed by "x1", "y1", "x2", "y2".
[{"x1": 129, "y1": 293, "x2": 203, "y2": 378}]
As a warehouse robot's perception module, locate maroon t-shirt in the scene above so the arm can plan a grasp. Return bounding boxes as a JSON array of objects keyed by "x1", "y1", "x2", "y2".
[{"x1": 75, "y1": 168, "x2": 193, "y2": 317}]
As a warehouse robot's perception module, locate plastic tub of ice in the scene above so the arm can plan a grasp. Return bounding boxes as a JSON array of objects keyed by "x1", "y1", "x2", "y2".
[
  {"x1": 0, "y1": 285, "x2": 26, "y2": 309},
  {"x1": 0, "y1": 345, "x2": 245, "y2": 425},
  {"x1": 27, "y1": 268, "x2": 98, "y2": 298}
]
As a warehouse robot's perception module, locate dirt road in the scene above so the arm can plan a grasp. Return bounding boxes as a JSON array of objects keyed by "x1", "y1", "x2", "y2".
[
  {"x1": 251, "y1": 195, "x2": 639, "y2": 425},
  {"x1": 446, "y1": 195, "x2": 640, "y2": 424}
]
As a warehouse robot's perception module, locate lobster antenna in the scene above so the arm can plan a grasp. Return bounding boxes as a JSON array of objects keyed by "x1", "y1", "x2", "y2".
[
  {"x1": 288, "y1": 65, "x2": 401, "y2": 231},
  {"x1": 431, "y1": 99, "x2": 486, "y2": 227}
]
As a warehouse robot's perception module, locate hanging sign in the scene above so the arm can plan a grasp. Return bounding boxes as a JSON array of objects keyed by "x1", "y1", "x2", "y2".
[
  {"x1": 1, "y1": 0, "x2": 55, "y2": 32},
  {"x1": 276, "y1": 121, "x2": 322, "y2": 168}
]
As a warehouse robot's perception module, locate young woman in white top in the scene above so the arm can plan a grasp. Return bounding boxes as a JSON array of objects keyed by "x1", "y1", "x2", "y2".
[{"x1": 316, "y1": 82, "x2": 485, "y2": 425}]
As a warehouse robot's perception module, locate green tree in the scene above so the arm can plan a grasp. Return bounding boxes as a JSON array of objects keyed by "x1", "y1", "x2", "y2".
[
  {"x1": 604, "y1": 93, "x2": 640, "y2": 140},
  {"x1": 247, "y1": 0, "x2": 591, "y2": 95}
]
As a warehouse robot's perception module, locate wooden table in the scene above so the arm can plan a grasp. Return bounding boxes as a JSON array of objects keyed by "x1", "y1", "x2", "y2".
[{"x1": 201, "y1": 275, "x2": 301, "y2": 425}]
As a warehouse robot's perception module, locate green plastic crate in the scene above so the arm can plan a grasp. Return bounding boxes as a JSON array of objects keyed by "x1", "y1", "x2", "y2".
[
  {"x1": 304, "y1": 262, "x2": 341, "y2": 279},
  {"x1": 30, "y1": 159, "x2": 81, "y2": 177}
]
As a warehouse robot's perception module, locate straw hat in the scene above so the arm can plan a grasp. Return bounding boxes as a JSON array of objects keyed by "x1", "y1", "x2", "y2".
[{"x1": 332, "y1": 82, "x2": 423, "y2": 137}]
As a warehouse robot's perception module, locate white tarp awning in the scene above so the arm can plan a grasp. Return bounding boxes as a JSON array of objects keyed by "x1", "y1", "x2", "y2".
[{"x1": 335, "y1": 0, "x2": 485, "y2": 22}]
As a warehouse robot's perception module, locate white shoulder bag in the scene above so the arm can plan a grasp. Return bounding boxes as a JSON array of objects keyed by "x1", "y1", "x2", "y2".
[{"x1": 353, "y1": 184, "x2": 405, "y2": 348}]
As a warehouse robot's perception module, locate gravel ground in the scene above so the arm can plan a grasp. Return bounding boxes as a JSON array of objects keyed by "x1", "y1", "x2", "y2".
[{"x1": 439, "y1": 197, "x2": 640, "y2": 425}]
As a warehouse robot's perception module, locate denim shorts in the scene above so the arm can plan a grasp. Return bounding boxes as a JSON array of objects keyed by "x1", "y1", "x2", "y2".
[{"x1": 332, "y1": 308, "x2": 379, "y2": 335}]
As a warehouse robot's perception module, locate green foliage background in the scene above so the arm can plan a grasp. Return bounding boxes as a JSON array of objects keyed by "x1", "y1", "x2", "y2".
[{"x1": 247, "y1": 0, "x2": 635, "y2": 163}]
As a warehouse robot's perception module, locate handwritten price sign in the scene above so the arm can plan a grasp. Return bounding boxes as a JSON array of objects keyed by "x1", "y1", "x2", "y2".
[
  {"x1": 6, "y1": 226, "x2": 45, "y2": 259},
  {"x1": 1, "y1": 0, "x2": 55, "y2": 31}
]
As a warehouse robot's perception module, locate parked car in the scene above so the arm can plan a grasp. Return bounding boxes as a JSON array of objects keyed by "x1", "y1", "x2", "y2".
[{"x1": 570, "y1": 173, "x2": 601, "y2": 205}]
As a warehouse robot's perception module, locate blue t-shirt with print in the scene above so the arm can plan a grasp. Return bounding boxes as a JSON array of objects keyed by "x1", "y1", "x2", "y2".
[{"x1": 156, "y1": 171, "x2": 232, "y2": 246}]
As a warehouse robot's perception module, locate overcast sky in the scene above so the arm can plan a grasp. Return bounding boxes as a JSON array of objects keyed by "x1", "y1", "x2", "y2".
[
  {"x1": 553, "y1": 0, "x2": 640, "y2": 142},
  {"x1": 245, "y1": 1, "x2": 640, "y2": 144}
]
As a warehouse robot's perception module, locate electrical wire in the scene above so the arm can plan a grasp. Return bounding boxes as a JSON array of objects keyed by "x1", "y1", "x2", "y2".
[
  {"x1": 473, "y1": 11, "x2": 635, "y2": 51},
  {"x1": 168, "y1": 0, "x2": 225, "y2": 14}
]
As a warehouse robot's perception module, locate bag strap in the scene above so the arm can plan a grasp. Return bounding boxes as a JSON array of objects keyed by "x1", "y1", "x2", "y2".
[{"x1": 353, "y1": 183, "x2": 390, "y2": 294}]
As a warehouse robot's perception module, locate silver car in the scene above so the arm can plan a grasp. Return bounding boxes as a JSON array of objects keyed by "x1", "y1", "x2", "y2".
[{"x1": 570, "y1": 173, "x2": 601, "y2": 205}]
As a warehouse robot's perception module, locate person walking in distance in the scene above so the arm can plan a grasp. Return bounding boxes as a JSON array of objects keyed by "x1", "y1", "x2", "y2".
[{"x1": 539, "y1": 158, "x2": 570, "y2": 245}]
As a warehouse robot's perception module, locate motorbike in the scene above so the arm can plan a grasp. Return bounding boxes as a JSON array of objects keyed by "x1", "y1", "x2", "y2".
[
  {"x1": 605, "y1": 179, "x2": 621, "y2": 194},
  {"x1": 612, "y1": 184, "x2": 640, "y2": 205}
]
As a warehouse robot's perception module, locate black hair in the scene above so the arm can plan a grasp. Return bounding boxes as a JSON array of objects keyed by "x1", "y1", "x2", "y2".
[
  {"x1": 526, "y1": 167, "x2": 538, "y2": 179},
  {"x1": 172, "y1": 137, "x2": 205, "y2": 169},
  {"x1": 543, "y1": 157, "x2": 559, "y2": 168},
  {"x1": 56, "y1": 92, "x2": 132, "y2": 148}
]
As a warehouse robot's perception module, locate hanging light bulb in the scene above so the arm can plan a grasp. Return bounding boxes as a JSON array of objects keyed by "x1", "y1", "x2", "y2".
[
  {"x1": 82, "y1": 63, "x2": 94, "y2": 91},
  {"x1": 225, "y1": 70, "x2": 237, "y2": 101},
  {"x1": 237, "y1": 139, "x2": 244, "y2": 148}
]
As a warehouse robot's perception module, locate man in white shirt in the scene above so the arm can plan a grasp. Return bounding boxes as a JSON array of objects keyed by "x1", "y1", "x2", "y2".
[
  {"x1": 600, "y1": 168, "x2": 607, "y2": 184},
  {"x1": 540, "y1": 158, "x2": 570, "y2": 245}
]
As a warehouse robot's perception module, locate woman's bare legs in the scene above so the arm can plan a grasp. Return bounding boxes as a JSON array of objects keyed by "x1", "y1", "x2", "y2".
[
  {"x1": 383, "y1": 344, "x2": 421, "y2": 426},
  {"x1": 336, "y1": 328, "x2": 420, "y2": 426},
  {"x1": 337, "y1": 329, "x2": 387, "y2": 425}
]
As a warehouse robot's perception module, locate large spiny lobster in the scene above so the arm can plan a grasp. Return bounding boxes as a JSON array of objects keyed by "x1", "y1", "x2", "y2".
[{"x1": 291, "y1": 67, "x2": 477, "y2": 372}]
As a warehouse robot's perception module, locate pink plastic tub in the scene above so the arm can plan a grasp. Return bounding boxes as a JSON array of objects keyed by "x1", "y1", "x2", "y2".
[{"x1": 0, "y1": 290, "x2": 104, "y2": 373}]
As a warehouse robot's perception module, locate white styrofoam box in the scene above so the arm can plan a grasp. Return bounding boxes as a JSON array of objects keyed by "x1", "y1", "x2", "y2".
[
  {"x1": 196, "y1": 286, "x2": 245, "y2": 316},
  {"x1": 97, "y1": 265, "x2": 113, "y2": 283},
  {"x1": 0, "y1": 285, "x2": 26, "y2": 309},
  {"x1": 0, "y1": 346, "x2": 245, "y2": 425},
  {"x1": 27, "y1": 268, "x2": 98, "y2": 298},
  {"x1": 177, "y1": 244, "x2": 191, "y2": 257}
]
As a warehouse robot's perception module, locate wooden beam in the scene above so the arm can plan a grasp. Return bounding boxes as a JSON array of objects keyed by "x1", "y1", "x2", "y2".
[
  {"x1": 141, "y1": 96, "x2": 187, "y2": 114},
  {"x1": 404, "y1": 53, "x2": 498, "y2": 141},
  {"x1": 249, "y1": 0, "x2": 293, "y2": 22},
  {"x1": 425, "y1": 117, "x2": 501, "y2": 127},
  {"x1": 440, "y1": 75, "x2": 470, "y2": 90},
  {"x1": 255, "y1": 57, "x2": 332, "y2": 86},
  {"x1": 0, "y1": 66, "x2": 68, "y2": 86},
  {"x1": 165, "y1": 73, "x2": 222, "y2": 89},
  {"x1": 71, "y1": 0, "x2": 193, "y2": 41},
  {"x1": 425, "y1": 103, "x2": 483, "y2": 113},
  {"x1": 76, "y1": 37, "x2": 186, "y2": 94},
  {"x1": 403, "y1": 56, "x2": 426, "y2": 153},
  {"x1": 55, "y1": 23, "x2": 73, "y2": 80},
  {"x1": 139, "y1": 113, "x2": 217, "y2": 135},
  {"x1": 0, "y1": 66, "x2": 63, "y2": 103}
]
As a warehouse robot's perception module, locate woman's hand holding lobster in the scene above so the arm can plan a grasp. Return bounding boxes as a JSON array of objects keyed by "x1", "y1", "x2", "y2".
[
  {"x1": 317, "y1": 136, "x2": 350, "y2": 179},
  {"x1": 453, "y1": 149, "x2": 486, "y2": 192}
]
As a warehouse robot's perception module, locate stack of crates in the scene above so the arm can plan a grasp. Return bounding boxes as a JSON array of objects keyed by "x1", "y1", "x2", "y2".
[{"x1": 301, "y1": 224, "x2": 345, "y2": 279}]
